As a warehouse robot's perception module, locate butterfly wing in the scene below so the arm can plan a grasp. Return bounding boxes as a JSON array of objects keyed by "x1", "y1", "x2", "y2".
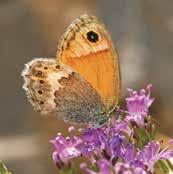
[
  {"x1": 57, "y1": 14, "x2": 120, "y2": 110},
  {"x1": 22, "y1": 58, "x2": 107, "y2": 126}
]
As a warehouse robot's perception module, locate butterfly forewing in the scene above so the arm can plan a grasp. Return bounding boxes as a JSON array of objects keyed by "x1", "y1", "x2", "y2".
[{"x1": 57, "y1": 14, "x2": 120, "y2": 110}]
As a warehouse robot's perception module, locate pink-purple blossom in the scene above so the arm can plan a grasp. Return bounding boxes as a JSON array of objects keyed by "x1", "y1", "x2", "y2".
[
  {"x1": 125, "y1": 84, "x2": 154, "y2": 127},
  {"x1": 50, "y1": 133, "x2": 82, "y2": 166},
  {"x1": 114, "y1": 162, "x2": 146, "y2": 174},
  {"x1": 50, "y1": 85, "x2": 173, "y2": 174},
  {"x1": 81, "y1": 159, "x2": 112, "y2": 174},
  {"x1": 137, "y1": 141, "x2": 173, "y2": 172}
]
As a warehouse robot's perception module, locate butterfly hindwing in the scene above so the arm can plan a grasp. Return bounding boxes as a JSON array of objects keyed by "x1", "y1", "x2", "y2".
[{"x1": 22, "y1": 58, "x2": 107, "y2": 125}]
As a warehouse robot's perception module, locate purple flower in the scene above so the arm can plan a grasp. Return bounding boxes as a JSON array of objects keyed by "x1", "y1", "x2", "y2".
[
  {"x1": 97, "y1": 159, "x2": 112, "y2": 174},
  {"x1": 79, "y1": 128, "x2": 107, "y2": 156},
  {"x1": 110, "y1": 133, "x2": 124, "y2": 158},
  {"x1": 125, "y1": 84, "x2": 154, "y2": 126},
  {"x1": 121, "y1": 143, "x2": 136, "y2": 163},
  {"x1": 114, "y1": 162, "x2": 146, "y2": 174},
  {"x1": 50, "y1": 133, "x2": 82, "y2": 166},
  {"x1": 81, "y1": 159, "x2": 112, "y2": 174},
  {"x1": 82, "y1": 160, "x2": 146, "y2": 174},
  {"x1": 111, "y1": 120, "x2": 132, "y2": 136},
  {"x1": 50, "y1": 85, "x2": 173, "y2": 173},
  {"x1": 137, "y1": 141, "x2": 173, "y2": 172}
]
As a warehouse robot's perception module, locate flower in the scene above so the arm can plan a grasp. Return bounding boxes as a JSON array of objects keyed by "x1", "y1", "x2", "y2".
[
  {"x1": 137, "y1": 141, "x2": 173, "y2": 172},
  {"x1": 114, "y1": 162, "x2": 146, "y2": 174},
  {"x1": 50, "y1": 85, "x2": 173, "y2": 174},
  {"x1": 50, "y1": 133, "x2": 82, "y2": 167},
  {"x1": 125, "y1": 84, "x2": 154, "y2": 127},
  {"x1": 109, "y1": 133, "x2": 124, "y2": 158},
  {"x1": 121, "y1": 143, "x2": 136, "y2": 163},
  {"x1": 81, "y1": 159, "x2": 112, "y2": 174},
  {"x1": 82, "y1": 159, "x2": 146, "y2": 174},
  {"x1": 79, "y1": 127, "x2": 107, "y2": 157},
  {"x1": 111, "y1": 120, "x2": 132, "y2": 136}
]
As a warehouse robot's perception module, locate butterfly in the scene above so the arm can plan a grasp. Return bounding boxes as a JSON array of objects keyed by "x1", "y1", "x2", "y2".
[{"x1": 22, "y1": 14, "x2": 121, "y2": 127}]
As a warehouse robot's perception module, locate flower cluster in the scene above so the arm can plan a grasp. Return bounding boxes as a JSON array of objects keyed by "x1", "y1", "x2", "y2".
[{"x1": 51, "y1": 84, "x2": 173, "y2": 174}]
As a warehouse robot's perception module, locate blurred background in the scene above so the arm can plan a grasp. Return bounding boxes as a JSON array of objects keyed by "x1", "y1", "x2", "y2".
[{"x1": 0, "y1": 0, "x2": 173, "y2": 173}]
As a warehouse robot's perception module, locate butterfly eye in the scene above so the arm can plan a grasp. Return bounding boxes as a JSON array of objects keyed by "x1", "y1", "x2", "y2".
[{"x1": 87, "y1": 31, "x2": 99, "y2": 43}]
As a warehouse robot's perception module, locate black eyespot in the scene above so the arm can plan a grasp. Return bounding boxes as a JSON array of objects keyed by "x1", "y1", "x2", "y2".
[
  {"x1": 37, "y1": 71, "x2": 42, "y2": 76},
  {"x1": 44, "y1": 66, "x2": 48, "y2": 70},
  {"x1": 56, "y1": 65, "x2": 60, "y2": 69},
  {"x1": 39, "y1": 80, "x2": 44, "y2": 84},
  {"x1": 38, "y1": 90, "x2": 43, "y2": 94},
  {"x1": 87, "y1": 31, "x2": 99, "y2": 43},
  {"x1": 40, "y1": 101, "x2": 44, "y2": 105}
]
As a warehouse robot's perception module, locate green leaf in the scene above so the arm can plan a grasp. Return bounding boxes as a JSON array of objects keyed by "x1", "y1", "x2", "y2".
[
  {"x1": 91, "y1": 163, "x2": 99, "y2": 172},
  {"x1": 150, "y1": 123, "x2": 156, "y2": 140},
  {"x1": 0, "y1": 161, "x2": 11, "y2": 174},
  {"x1": 158, "y1": 160, "x2": 170, "y2": 173},
  {"x1": 58, "y1": 163, "x2": 78, "y2": 174},
  {"x1": 70, "y1": 163, "x2": 77, "y2": 174},
  {"x1": 135, "y1": 128, "x2": 149, "y2": 148}
]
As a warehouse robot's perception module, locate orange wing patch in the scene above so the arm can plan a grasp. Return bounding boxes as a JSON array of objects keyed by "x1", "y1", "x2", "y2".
[
  {"x1": 60, "y1": 49, "x2": 119, "y2": 109},
  {"x1": 57, "y1": 14, "x2": 120, "y2": 110}
]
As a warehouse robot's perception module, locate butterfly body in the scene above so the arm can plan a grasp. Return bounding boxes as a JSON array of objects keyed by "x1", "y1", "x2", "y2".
[{"x1": 22, "y1": 14, "x2": 120, "y2": 126}]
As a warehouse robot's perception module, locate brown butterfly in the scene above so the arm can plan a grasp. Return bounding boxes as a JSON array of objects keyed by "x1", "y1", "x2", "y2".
[{"x1": 22, "y1": 14, "x2": 121, "y2": 126}]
